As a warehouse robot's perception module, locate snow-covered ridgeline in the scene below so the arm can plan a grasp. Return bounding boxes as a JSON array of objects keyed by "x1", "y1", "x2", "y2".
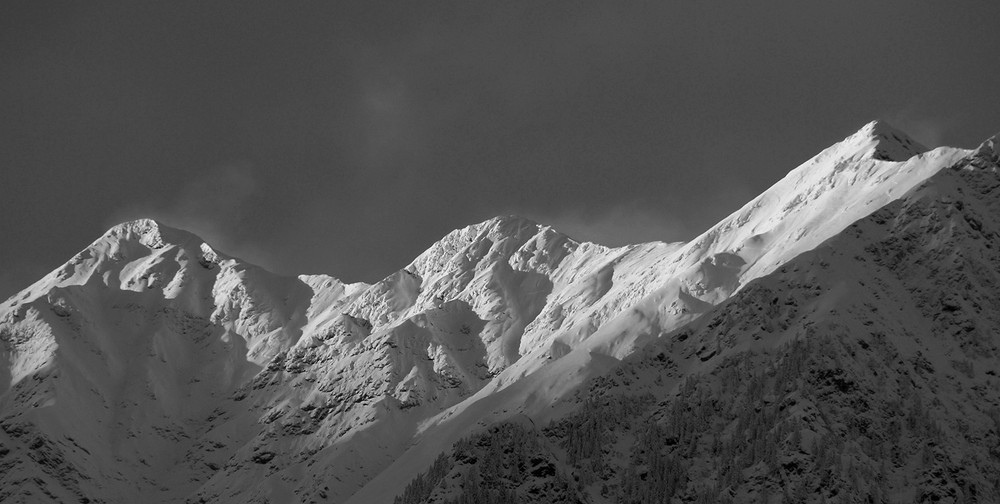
[{"x1": 0, "y1": 122, "x2": 996, "y2": 503}]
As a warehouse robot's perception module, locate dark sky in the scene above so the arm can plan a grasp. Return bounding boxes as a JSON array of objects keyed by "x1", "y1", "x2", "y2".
[{"x1": 2, "y1": 1, "x2": 999, "y2": 297}]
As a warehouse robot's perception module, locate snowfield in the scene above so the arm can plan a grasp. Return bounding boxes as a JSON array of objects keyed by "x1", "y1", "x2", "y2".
[{"x1": 1, "y1": 121, "x2": 998, "y2": 503}]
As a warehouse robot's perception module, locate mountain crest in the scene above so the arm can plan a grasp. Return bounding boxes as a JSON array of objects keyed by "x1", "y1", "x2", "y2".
[
  {"x1": 102, "y1": 218, "x2": 198, "y2": 250},
  {"x1": 476, "y1": 214, "x2": 540, "y2": 229},
  {"x1": 844, "y1": 119, "x2": 927, "y2": 161},
  {"x1": 463, "y1": 215, "x2": 547, "y2": 242},
  {"x1": 970, "y1": 132, "x2": 1000, "y2": 168},
  {"x1": 4, "y1": 123, "x2": 1000, "y2": 504}
]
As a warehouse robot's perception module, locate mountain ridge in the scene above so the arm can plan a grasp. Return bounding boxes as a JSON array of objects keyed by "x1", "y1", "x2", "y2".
[
  {"x1": 1, "y1": 121, "x2": 997, "y2": 503},
  {"x1": 0, "y1": 119, "x2": 944, "y2": 311},
  {"x1": 390, "y1": 129, "x2": 1000, "y2": 503}
]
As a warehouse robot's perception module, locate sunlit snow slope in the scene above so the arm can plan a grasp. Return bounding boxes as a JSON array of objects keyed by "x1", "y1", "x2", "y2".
[
  {"x1": 348, "y1": 122, "x2": 975, "y2": 503},
  {"x1": 394, "y1": 132, "x2": 1000, "y2": 504},
  {"x1": 0, "y1": 121, "x2": 992, "y2": 503}
]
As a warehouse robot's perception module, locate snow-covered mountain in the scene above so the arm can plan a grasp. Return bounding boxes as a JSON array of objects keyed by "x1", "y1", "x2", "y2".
[
  {"x1": 394, "y1": 130, "x2": 1000, "y2": 503},
  {"x1": 1, "y1": 121, "x2": 997, "y2": 503}
]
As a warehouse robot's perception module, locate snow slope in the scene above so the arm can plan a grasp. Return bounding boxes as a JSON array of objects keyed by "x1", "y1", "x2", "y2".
[
  {"x1": 0, "y1": 219, "x2": 368, "y2": 502},
  {"x1": 397, "y1": 130, "x2": 1000, "y2": 503},
  {"x1": 0, "y1": 121, "x2": 993, "y2": 503},
  {"x1": 347, "y1": 122, "x2": 974, "y2": 502}
]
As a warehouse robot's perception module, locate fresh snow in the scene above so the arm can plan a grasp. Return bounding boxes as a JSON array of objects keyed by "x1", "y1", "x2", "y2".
[{"x1": 0, "y1": 121, "x2": 995, "y2": 503}]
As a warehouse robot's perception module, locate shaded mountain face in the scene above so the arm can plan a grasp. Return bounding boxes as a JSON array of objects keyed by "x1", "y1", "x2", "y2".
[{"x1": 0, "y1": 122, "x2": 997, "y2": 503}]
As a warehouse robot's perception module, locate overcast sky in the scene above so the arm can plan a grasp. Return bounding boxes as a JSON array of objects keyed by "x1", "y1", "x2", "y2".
[{"x1": 2, "y1": 1, "x2": 999, "y2": 297}]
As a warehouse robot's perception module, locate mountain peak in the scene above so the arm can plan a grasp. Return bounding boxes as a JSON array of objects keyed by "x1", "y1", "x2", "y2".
[
  {"x1": 102, "y1": 218, "x2": 198, "y2": 249},
  {"x1": 970, "y1": 132, "x2": 1000, "y2": 167},
  {"x1": 855, "y1": 119, "x2": 900, "y2": 138},
  {"x1": 455, "y1": 214, "x2": 566, "y2": 244},
  {"x1": 476, "y1": 214, "x2": 541, "y2": 231},
  {"x1": 843, "y1": 119, "x2": 928, "y2": 161}
]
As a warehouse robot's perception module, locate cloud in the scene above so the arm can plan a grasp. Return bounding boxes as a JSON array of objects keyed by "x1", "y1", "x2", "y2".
[
  {"x1": 0, "y1": 270, "x2": 16, "y2": 302},
  {"x1": 360, "y1": 79, "x2": 415, "y2": 166},
  {"x1": 532, "y1": 204, "x2": 690, "y2": 247},
  {"x1": 883, "y1": 109, "x2": 955, "y2": 148},
  {"x1": 105, "y1": 163, "x2": 283, "y2": 271}
]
